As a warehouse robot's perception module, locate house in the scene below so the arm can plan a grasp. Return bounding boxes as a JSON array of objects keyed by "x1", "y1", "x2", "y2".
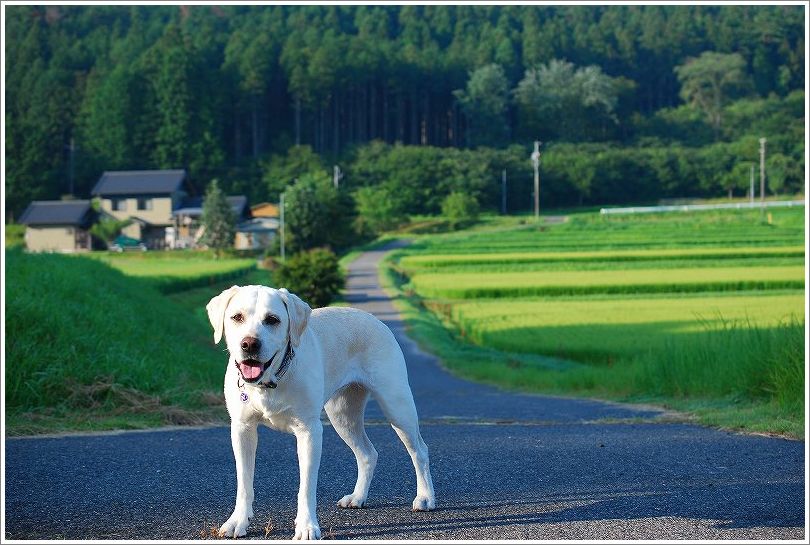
[
  {"x1": 250, "y1": 202, "x2": 279, "y2": 218},
  {"x1": 19, "y1": 200, "x2": 96, "y2": 253},
  {"x1": 91, "y1": 169, "x2": 190, "y2": 249},
  {"x1": 169, "y1": 195, "x2": 252, "y2": 249},
  {"x1": 235, "y1": 217, "x2": 279, "y2": 250}
]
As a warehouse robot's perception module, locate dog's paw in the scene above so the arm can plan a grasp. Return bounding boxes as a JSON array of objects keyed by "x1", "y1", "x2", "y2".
[
  {"x1": 293, "y1": 520, "x2": 321, "y2": 540},
  {"x1": 411, "y1": 495, "x2": 436, "y2": 512},
  {"x1": 337, "y1": 493, "x2": 366, "y2": 509},
  {"x1": 218, "y1": 511, "x2": 252, "y2": 538}
]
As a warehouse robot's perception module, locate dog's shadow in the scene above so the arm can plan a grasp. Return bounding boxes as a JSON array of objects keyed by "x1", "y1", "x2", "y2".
[{"x1": 248, "y1": 479, "x2": 803, "y2": 540}]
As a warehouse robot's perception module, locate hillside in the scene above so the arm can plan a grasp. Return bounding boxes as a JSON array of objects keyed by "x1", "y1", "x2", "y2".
[
  {"x1": 5, "y1": 4, "x2": 805, "y2": 219},
  {"x1": 4, "y1": 249, "x2": 230, "y2": 434}
]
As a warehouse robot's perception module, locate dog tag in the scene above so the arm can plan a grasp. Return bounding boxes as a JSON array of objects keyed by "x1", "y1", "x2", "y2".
[{"x1": 240, "y1": 392, "x2": 249, "y2": 403}]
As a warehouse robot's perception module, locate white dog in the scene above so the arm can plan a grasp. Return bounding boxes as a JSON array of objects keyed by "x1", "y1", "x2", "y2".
[{"x1": 206, "y1": 285, "x2": 436, "y2": 539}]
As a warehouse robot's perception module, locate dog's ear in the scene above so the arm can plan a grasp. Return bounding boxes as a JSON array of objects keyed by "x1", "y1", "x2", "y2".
[
  {"x1": 278, "y1": 288, "x2": 312, "y2": 347},
  {"x1": 206, "y1": 285, "x2": 241, "y2": 344}
]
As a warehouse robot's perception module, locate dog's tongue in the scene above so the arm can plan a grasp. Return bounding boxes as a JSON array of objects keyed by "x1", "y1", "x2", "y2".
[{"x1": 239, "y1": 361, "x2": 263, "y2": 380}]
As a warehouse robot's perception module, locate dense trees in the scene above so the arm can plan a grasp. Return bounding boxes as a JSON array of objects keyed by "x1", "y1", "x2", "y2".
[{"x1": 4, "y1": 4, "x2": 805, "y2": 220}]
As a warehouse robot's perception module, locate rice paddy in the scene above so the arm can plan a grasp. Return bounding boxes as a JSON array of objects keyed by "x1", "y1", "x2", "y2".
[{"x1": 388, "y1": 207, "x2": 806, "y2": 437}]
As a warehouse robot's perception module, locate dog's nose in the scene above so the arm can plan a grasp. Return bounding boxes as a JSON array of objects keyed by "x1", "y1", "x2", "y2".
[{"x1": 241, "y1": 336, "x2": 261, "y2": 354}]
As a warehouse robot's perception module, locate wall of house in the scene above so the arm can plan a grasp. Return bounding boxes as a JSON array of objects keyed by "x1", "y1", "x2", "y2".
[
  {"x1": 121, "y1": 222, "x2": 143, "y2": 240},
  {"x1": 100, "y1": 193, "x2": 179, "y2": 226},
  {"x1": 25, "y1": 226, "x2": 86, "y2": 252},
  {"x1": 235, "y1": 231, "x2": 276, "y2": 250}
]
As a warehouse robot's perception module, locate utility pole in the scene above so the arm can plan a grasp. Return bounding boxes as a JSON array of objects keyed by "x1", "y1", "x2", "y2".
[
  {"x1": 759, "y1": 137, "x2": 767, "y2": 206},
  {"x1": 333, "y1": 165, "x2": 343, "y2": 189},
  {"x1": 749, "y1": 164, "x2": 754, "y2": 204},
  {"x1": 530, "y1": 141, "x2": 542, "y2": 220},
  {"x1": 279, "y1": 192, "x2": 286, "y2": 262},
  {"x1": 501, "y1": 169, "x2": 507, "y2": 215},
  {"x1": 66, "y1": 136, "x2": 76, "y2": 196}
]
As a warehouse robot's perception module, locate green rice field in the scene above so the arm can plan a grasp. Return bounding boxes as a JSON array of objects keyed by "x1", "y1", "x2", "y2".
[
  {"x1": 83, "y1": 253, "x2": 256, "y2": 293},
  {"x1": 409, "y1": 264, "x2": 804, "y2": 298},
  {"x1": 388, "y1": 207, "x2": 806, "y2": 437},
  {"x1": 448, "y1": 292, "x2": 804, "y2": 363}
]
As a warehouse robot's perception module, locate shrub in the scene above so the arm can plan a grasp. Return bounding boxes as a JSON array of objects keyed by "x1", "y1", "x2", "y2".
[
  {"x1": 275, "y1": 247, "x2": 345, "y2": 308},
  {"x1": 353, "y1": 185, "x2": 409, "y2": 236},
  {"x1": 89, "y1": 217, "x2": 133, "y2": 247},
  {"x1": 441, "y1": 191, "x2": 480, "y2": 229},
  {"x1": 284, "y1": 172, "x2": 354, "y2": 253}
]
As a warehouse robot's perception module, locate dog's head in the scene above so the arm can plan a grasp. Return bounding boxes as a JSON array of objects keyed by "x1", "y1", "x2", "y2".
[{"x1": 206, "y1": 285, "x2": 312, "y2": 383}]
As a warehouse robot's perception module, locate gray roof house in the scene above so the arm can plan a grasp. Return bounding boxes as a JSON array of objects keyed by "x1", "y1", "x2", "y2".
[
  {"x1": 91, "y1": 169, "x2": 187, "y2": 196},
  {"x1": 169, "y1": 195, "x2": 254, "y2": 249},
  {"x1": 91, "y1": 169, "x2": 190, "y2": 249},
  {"x1": 171, "y1": 195, "x2": 250, "y2": 220},
  {"x1": 19, "y1": 200, "x2": 96, "y2": 252}
]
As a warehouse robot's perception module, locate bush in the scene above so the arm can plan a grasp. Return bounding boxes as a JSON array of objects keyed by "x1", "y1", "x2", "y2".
[
  {"x1": 284, "y1": 172, "x2": 354, "y2": 253},
  {"x1": 441, "y1": 192, "x2": 480, "y2": 229},
  {"x1": 274, "y1": 247, "x2": 345, "y2": 308},
  {"x1": 353, "y1": 185, "x2": 409, "y2": 236}
]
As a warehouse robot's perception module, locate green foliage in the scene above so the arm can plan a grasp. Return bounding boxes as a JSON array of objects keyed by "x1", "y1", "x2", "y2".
[
  {"x1": 5, "y1": 224, "x2": 26, "y2": 249},
  {"x1": 284, "y1": 171, "x2": 353, "y2": 252},
  {"x1": 514, "y1": 59, "x2": 620, "y2": 141},
  {"x1": 275, "y1": 247, "x2": 345, "y2": 308},
  {"x1": 453, "y1": 64, "x2": 510, "y2": 147},
  {"x1": 261, "y1": 145, "x2": 326, "y2": 201},
  {"x1": 3, "y1": 5, "x2": 806, "y2": 218},
  {"x1": 441, "y1": 192, "x2": 480, "y2": 230},
  {"x1": 674, "y1": 51, "x2": 752, "y2": 138},
  {"x1": 201, "y1": 179, "x2": 236, "y2": 256},
  {"x1": 352, "y1": 185, "x2": 409, "y2": 236},
  {"x1": 89, "y1": 217, "x2": 133, "y2": 246}
]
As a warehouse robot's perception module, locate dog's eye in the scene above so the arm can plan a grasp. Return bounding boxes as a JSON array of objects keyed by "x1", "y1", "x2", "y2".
[
  {"x1": 231, "y1": 313, "x2": 244, "y2": 323},
  {"x1": 263, "y1": 314, "x2": 280, "y2": 326}
]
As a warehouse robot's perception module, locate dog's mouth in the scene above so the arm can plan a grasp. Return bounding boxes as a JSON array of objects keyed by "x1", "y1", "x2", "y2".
[{"x1": 238, "y1": 358, "x2": 268, "y2": 382}]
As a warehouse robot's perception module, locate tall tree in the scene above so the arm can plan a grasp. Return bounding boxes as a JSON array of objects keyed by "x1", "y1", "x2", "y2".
[
  {"x1": 514, "y1": 59, "x2": 619, "y2": 141},
  {"x1": 674, "y1": 51, "x2": 751, "y2": 139},
  {"x1": 201, "y1": 179, "x2": 236, "y2": 257},
  {"x1": 453, "y1": 64, "x2": 510, "y2": 147}
]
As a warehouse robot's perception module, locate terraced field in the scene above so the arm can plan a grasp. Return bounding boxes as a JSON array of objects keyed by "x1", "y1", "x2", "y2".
[{"x1": 389, "y1": 207, "x2": 806, "y2": 435}]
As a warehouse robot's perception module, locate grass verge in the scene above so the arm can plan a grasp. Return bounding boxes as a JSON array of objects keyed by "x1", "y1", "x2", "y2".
[{"x1": 4, "y1": 249, "x2": 245, "y2": 436}]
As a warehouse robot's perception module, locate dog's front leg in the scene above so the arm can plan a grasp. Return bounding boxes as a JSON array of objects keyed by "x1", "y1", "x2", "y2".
[
  {"x1": 292, "y1": 420, "x2": 323, "y2": 540},
  {"x1": 219, "y1": 421, "x2": 258, "y2": 538}
]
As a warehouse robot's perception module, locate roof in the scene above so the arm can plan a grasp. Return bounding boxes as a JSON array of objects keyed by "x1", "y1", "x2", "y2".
[
  {"x1": 172, "y1": 196, "x2": 250, "y2": 218},
  {"x1": 91, "y1": 169, "x2": 187, "y2": 196},
  {"x1": 237, "y1": 217, "x2": 279, "y2": 232},
  {"x1": 19, "y1": 200, "x2": 93, "y2": 226},
  {"x1": 251, "y1": 202, "x2": 279, "y2": 217}
]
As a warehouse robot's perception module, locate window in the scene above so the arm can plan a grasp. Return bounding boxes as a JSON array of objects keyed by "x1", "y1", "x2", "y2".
[
  {"x1": 111, "y1": 198, "x2": 127, "y2": 211},
  {"x1": 137, "y1": 197, "x2": 153, "y2": 211}
]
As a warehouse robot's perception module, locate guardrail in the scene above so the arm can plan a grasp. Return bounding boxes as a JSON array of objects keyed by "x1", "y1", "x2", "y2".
[{"x1": 600, "y1": 200, "x2": 806, "y2": 215}]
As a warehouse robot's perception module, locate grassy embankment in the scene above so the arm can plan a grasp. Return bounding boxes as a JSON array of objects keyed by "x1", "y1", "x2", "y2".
[
  {"x1": 4, "y1": 249, "x2": 269, "y2": 435},
  {"x1": 382, "y1": 208, "x2": 806, "y2": 438}
]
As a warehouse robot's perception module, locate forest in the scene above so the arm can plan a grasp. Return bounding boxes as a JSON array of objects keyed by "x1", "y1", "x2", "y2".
[{"x1": 4, "y1": 4, "x2": 806, "y2": 221}]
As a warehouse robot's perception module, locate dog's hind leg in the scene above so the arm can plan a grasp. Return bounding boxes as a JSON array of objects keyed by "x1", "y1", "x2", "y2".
[
  {"x1": 325, "y1": 383, "x2": 378, "y2": 509},
  {"x1": 371, "y1": 382, "x2": 436, "y2": 512}
]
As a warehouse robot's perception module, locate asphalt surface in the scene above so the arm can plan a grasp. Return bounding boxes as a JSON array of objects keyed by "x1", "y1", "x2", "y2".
[{"x1": 4, "y1": 241, "x2": 806, "y2": 540}]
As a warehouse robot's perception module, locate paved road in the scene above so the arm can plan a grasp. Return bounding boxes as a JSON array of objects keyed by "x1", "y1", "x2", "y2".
[{"x1": 5, "y1": 242, "x2": 806, "y2": 540}]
